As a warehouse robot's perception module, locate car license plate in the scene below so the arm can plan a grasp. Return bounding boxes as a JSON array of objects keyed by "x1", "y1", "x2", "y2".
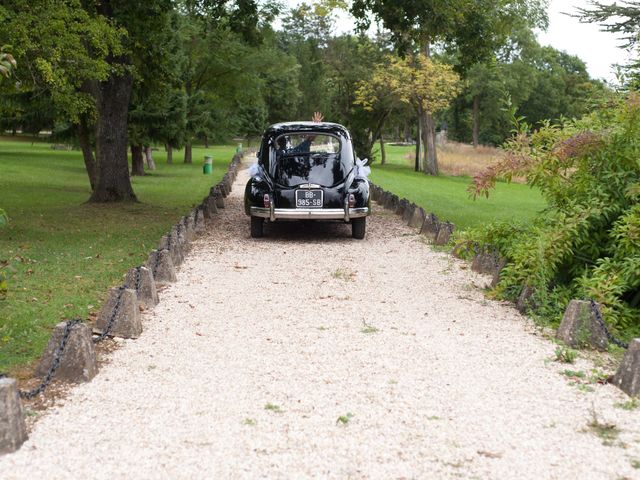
[{"x1": 295, "y1": 189, "x2": 323, "y2": 208}]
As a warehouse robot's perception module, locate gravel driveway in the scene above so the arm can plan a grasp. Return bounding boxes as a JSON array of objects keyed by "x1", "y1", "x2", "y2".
[{"x1": 2, "y1": 165, "x2": 639, "y2": 479}]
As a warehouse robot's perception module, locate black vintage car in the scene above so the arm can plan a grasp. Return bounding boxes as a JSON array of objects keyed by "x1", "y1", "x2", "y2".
[{"x1": 244, "y1": 122, "x2": 370, "y2": 239}]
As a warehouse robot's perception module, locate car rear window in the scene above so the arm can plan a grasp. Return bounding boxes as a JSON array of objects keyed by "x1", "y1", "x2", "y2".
[{"x1": 272, "y1": 133, "x2": 349, "y2": 187}]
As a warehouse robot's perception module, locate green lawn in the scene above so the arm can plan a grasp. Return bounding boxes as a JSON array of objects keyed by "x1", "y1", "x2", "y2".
[
  {"x1": 370, "y1": 144, "x2": 545, "y2": 229},
  {"x1": 0, "y1": 139, "x2": 236, "y2": 373}
]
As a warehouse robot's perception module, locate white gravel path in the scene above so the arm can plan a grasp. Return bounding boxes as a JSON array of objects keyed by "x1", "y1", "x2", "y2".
[{"x1": 2, "y1": 165, "x2": 640, "y2": 479}]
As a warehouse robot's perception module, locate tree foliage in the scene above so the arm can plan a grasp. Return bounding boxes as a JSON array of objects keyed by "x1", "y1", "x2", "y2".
[
  {"x1": 0, "y1": 46, "x2": 16, "y2": 79},
  {"x1": 447, "y1": 27, "x2": 605, "y2": 146},
  {"x1": 355, "y1": 54, "x2": 461, "y2": 156},
  {"x1": 577, "y1": 1, "x2": 640, "y2": 89}
]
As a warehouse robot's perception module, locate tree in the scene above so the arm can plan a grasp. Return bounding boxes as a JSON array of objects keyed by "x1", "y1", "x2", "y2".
[
  {"x1": 446, "y1": 26, "x2": 605, "y2": 146},
  {"x1": 278, "y1": 2, "x2": 336, "y2": 120},
  {"x1": 351, "y1": 0, "x2": 461, "y2": 174},
  {"x1": 577, "y1": 1, "x2": 640, "y2": 89},
  {"x1": 351, "y1": 0, "x2": 548, "y2": 172},
  {"x1": 177, "y1": 0, "x2": 276, "y2": 162},
  {"x1": 394, "y1": 55, "x2": 460, "y2": 174},
  {"x1": 84, "y1": 0, "x2": 179, "y2": 202},
  {"x1": 324, "y1": 33, "x2": 392, "y2": 161},
  {"x1": 1, "y1": 1, "x2": 123, "y2": 191},
  {"x1": 446, "y1": 0, "x2": 548, "y2": 147}
]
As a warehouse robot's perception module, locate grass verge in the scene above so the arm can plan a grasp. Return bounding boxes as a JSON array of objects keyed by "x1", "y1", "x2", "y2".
[
  {"x1": 0, "y1": 139, "x2": 235, "y2": 373},
  {"x1": 370, "y1": 144, "x2": 545, "y2": 229}
]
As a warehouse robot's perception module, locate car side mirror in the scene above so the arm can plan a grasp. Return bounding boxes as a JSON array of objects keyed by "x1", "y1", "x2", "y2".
[{"x1": 255, "y1": 151, "x2": 260, "y2": 160}]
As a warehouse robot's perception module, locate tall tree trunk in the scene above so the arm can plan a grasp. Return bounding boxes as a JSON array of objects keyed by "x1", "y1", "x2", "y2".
[
  {"x1": 379, "y1": 132, "x2": 386, "y2": 165},
  {"x1": 420, "y1": 40, "x2": 439, "y2": 175},
  {"x1": 166, "y1": 144, "x2": 173, "y2": 164},
  {"x1": 415, "y1": 115, "x2": 421, "y2": 172},
  {"x1": 77, "y1": 115, "x2": 97, "y2": 190},
  {"x1": 184, "y1": 142, "x2": 192, "y2": 164},
  {"x1": 472, "y1": 95, "x2": 480, "y2": 148},
  {"x1": 144, "y1": 146, "x2": 156, "y2": 170},
  {"x1": 143, "y1": 147, "x2": 150, "y2": 168},
  {"x1": 204, "y1": 135, "x2": 208, "y2": 148},
  {"x1": 89, "y1": 72, "x2": 137, "y2": 202},
  {"x1": 131, "y1": 144, "x2": 145, "y2": 176},
  {"x1": 422, "y1": 112, "x2": 438, "y2": 175}
]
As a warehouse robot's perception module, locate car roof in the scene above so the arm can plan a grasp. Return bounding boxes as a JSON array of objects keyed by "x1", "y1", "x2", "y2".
[{"x1": 264, "y1": 122, "x2": 351, "y2": 138}]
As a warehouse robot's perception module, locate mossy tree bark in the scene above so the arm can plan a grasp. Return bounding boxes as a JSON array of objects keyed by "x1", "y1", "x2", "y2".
[{"x1": 89, "y1": 71, "x2": 137, "y2": 202}]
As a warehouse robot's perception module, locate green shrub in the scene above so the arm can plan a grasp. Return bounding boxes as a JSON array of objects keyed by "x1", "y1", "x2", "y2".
[{"x1": 461, "y1": 95, "x2": 640, "y2": 336}]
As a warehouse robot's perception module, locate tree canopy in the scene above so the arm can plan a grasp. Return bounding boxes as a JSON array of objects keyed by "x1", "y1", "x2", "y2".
[{"x1": 0, "y1": 0, "x2": 610, "y2": 191}]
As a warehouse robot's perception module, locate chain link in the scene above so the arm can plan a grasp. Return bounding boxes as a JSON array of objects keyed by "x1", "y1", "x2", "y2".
[
  {"x1": 134, "y1": 266, "x2": 142, "y2": 293},
  {"x1": 589, "y1": 299, "x2": 629, "y2": 349},
  {"x1": 93, "y1": 286, "x2": 125, "y2": 344},
  {"x1": 19, "y1": 319, "x2": 82, "y2": 399},
  {"x1": 176, "y1": 223, "x2": 183, "y2": 245},
  {"x1": 152, "y1": 249, "x2": 162, "y2": 277}
]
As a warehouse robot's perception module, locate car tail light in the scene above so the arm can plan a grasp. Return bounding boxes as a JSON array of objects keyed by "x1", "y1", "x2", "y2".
[
  {"x1": 263, "y1": 194, "x2": 271, "y2": 208},
  {"x1": 348, "y1": 193, "x2": 356, "y2": 208}
]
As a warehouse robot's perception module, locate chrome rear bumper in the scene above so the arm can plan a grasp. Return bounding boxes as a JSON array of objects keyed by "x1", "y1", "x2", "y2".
[{"x1": 250, "y1": 206, "x2": 369, "y2": 222}]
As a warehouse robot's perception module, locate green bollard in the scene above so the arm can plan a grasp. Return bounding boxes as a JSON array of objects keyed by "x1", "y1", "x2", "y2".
[
  {"x1": 203, "y1": 155, "x2": 213, "y2": 174},
  {"x1": 236, "y1": 142, "x2": 243, "y2": 154}
]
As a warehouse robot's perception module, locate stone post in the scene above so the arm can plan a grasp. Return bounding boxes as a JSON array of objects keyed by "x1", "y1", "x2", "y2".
[
  {"x1": 35, "y1": 322, "x2": 98, "y2": 382},
  {"x1": 408, "y1": 206, "x2": 426, "y2": 229},
  {"x1": 147, "y1": 249, "x2": 177, "y2": 285},
  {"x1": 395, "y1": 198, "x2": 408, "y2": 217},
  {"x1": 125, "y1": 266, "x2": 159, "y2": 308},
  {"x1": 172, "y1": 224, "x2": 188, "y2": 253},
  {"x1": 370, "y1": 185, "x2": 380, "y2": 202},
  {"x1": 223, "y1": 173, "x2": 232, "y2": 192},
  {"x1": 612, "y1": 339, "x2": 640, "y2": 396},
  {"x1": 182, "y1": 215, "x2": 196, "y2": 243},
  {"x1": 471, "y1": 251, "x2": 506, "y2": 287},
  {"x1": 434, "y1": 222, "x2": 455, "y2": 245},
  {"x1": 0, "y1": 378, "x2": 27, "y2": 455},
  {"x1": 388, "y1": 194, "x2": 399, "y2": 211},
  {"x1": 402, "y1": 203, "x2": 416, "y2": 224},
  {"x1": 378, "y1": 191, "x2": 389, "y2": 207},
  {"x1": 213, "y1": 188, "x2": 225, "y2": 209},
  {"x1": 207, "y1": 196, "x2": 219, "y2": 216},
  {"x1": 218, "y1": 182, "x2": 229, "y2": 198},
  {"x1": 516, "y1": 285, "x2": 536, "y2": 313},
  {"x1": 95, "y1": 288, "x2": 142, "y2": 339},
  {"x1": 420, "y1": 213, "x2": 440, "y2": 241},
  {"x1": 556, "y1": 300, "x2": 608, "y2": 351},
  {"x1": 194, "y1": 208, "x2": 206, "y2": 233},
  {"x1": 159, "y1": 231, "x2": 184, "y2": 267}
]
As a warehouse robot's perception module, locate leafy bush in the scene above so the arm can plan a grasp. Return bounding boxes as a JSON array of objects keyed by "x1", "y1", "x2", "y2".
[{"x1": 462, "y1": 95, "x2": 640, "y2": 335}]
